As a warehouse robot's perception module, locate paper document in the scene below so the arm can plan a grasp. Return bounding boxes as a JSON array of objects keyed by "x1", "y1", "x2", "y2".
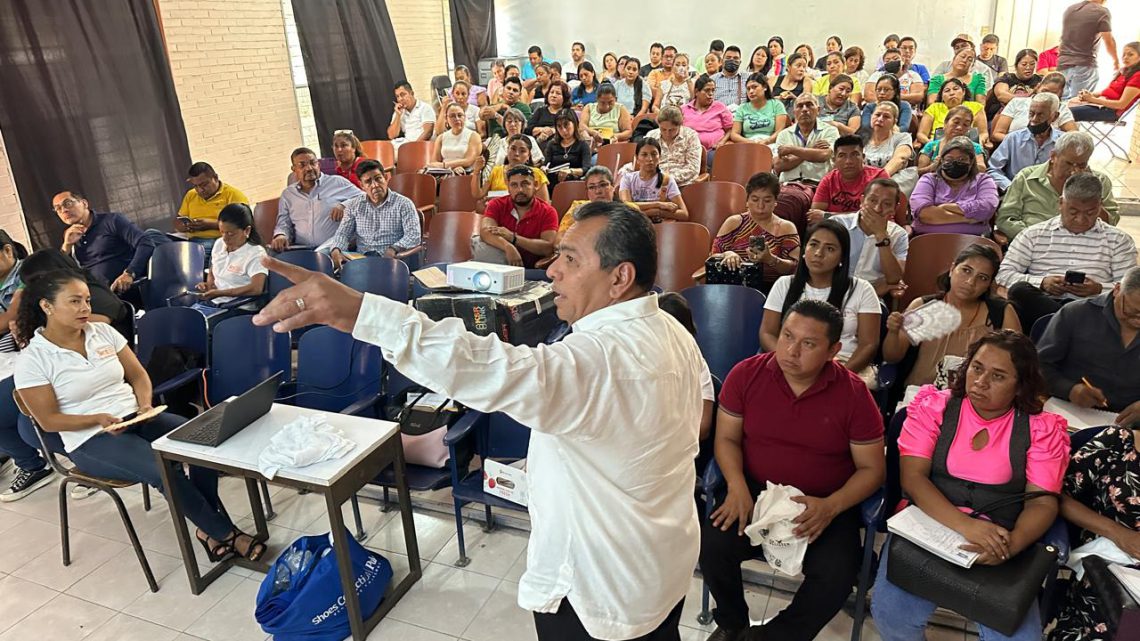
[
  {"x1": 103, "y1": 405, "x2": 167, "y2": 432},
  {"x1": 1110, "y1": 564, "x2": 1140, "y2": 604},
  {"x1": 424, "y1": 167, "x2": 454, "y2": 175},
  {"x1": 1044, "y1": 397, "x2": 1119, "y2": 432},
  {"x1": 413, "y1": 266, "x2": 449, "y2": 289},
  {"x1": 543, "y1": 163, "x2": 570, "y2": 173},
  {"x1": 887, "y1": 504, "x2": 979, "y2": 568}
]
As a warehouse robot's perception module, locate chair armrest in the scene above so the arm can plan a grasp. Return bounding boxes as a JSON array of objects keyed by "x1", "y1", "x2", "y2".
[
  {"x1": 394, "y1": 245, "x2": 425, "y2": 260},
  {"x1": 153, "y1": 368, "x2": 203, "y2": 398},
  {"x1": 340, "y1": 394, "x2": 386, "y2": 418},
  {"x1": 860, "y1": 488, "x2": 886, "y2": 529},
  {"x1": 443, "y1": 409, "x2": 483, "y2": 446},
  {"x1": 1043, "y1": 517, "x2": 1070, "y2": 563}
]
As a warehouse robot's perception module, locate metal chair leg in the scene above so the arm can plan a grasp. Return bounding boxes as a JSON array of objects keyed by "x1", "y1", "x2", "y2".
[
  {"x1": 452, "y1": 501, "x2": 470, "y2": 568},
  {"x1": 142, "y1": 484, "x2": 151, "y2": 511},
  {"x1": 850, "y1": 530, "x2": 878, "y2": 641},
  {"x1": 481, "y1": 503, "x2": 495, "y2": 532},
  {"x1": 58, "y1": 479, "x2": 71, "y2": 566},
  {"x1": 260, "y1": 480, "x2": 275, "y2": 520},
  {"x1": 350, "y1": 494, "x2": 366, "y2": 541},
  {"x1": 697, "y1": 575, "x2": 713, "y2": 625},
  {"x1": 380, "y1": 486, "x2": 392, "y2": 512},
  {"x1": 108, "y1": 486, "x2": 159, "y2": 592}
]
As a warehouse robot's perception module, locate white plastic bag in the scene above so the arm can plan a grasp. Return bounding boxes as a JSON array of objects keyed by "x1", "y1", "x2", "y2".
[{"x1": 743, "y1": 481, "x2": 808, "y2": 576}]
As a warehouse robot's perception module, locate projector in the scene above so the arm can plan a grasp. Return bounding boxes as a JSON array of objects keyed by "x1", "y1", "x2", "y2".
[{"x1": 446, "y1": 261, "x2": 526, "y2": 294}]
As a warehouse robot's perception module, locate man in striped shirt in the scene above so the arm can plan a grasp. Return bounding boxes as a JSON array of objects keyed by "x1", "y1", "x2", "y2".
[{"x1": 996, "y1": 172, "x2": 1138, "y2": 330}]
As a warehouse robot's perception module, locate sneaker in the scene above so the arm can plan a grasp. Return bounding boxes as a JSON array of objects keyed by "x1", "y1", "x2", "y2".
[
  {"x1": 706, "y1": 627, "x2": 745, "y2": 641},
  {"x1": 0, "y1": 467, "x2": 55, "y2": 502},
  {"x1": 71, "y1": 484, "x2": 99, "y2": 500}
]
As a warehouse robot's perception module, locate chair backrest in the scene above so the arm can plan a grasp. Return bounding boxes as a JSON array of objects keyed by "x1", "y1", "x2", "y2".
[
  {"x1": 293, "y1": 327, "x2": 382, "y2": 412},
  {"x1": 318, "y1": 157, "x2": 337, "y2": 175},
  {"x1": 253, "y1": 199, "x2": 280, "y2": 248},
  {"x1": 1030, "y1": 313, "x2": 1055, "y2": 344},
  {"x1": 12, "y1": 389, "x2": 71, "y2": 477},
  {"x1": 430, "y1": 74, "x2": 452, "y2": 100},
  {"x1": 395, "y1": 141, "x2": 434, "y2": 174},
  {"x1": 437, "y1": 174, "x2": 477, "y2": 212},
  {"x1": 596, "y1": 142, "x2": 637, "y2": 175},
  {"x1": 899, "y1": 234, "x2": 1002, "y2": 308},
  {"x1": 269, "y1": 250, "x2": 334, "y2": 297},
  {"x1": 360, "y1": 140, "x2": 396, "y2": 168},
  {"x1": 389, "y1": 172, "x2": 437, "y2": 212},
  {"x1": 655, "y1": 222, "x2": 712, "y2": 292},
  {"x1": 426, "y1": 211, "x2": 481, "y2": 264},
  {"x1": 680, "y1": 284, "x2": 767, "y2": 382},
  {"x1": 144, "y1": 241, "x2": 205, "y2": 310},
  {"x1": 550, "y1": 180, "x2": 588, "y2": 217},
  {"x1": 681, "y1": 181, "x2": 746, "y2": 237},
  {"x1": 481, "y1": 412, "x2": 531, "y2": 460},
  {"x1": 209, "y1": 315, "x2": 292, "y2": 405},
  {"x1": 709, "y1": 143, "x2": 774, "y2": 186},
  {"x1": 136, "y1": 306, "x2": 210, "y2": 366},
  {"x1": 340, "y1": 256, "x2": 411, "y2": 302}
]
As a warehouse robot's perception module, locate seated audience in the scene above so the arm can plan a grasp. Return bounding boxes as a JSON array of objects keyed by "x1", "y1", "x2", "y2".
[
  {"x1": 813, "y1": 52, "x2": 862, "y2": 100},
  {"x1": 859, "y1": 73, "x2": 914, "y2": 132},
  {"x1": 647, "y1": 45, "x2": 677, "y2": 89},
  {"x1": 917, "y1": 106, "x2": 987, "y2": 175},
  {"x1": 978, "y1": 33, "x2": 1008, "y2": 74},
  {"x1": 580, "y1": 84, "x2": 633, "y2": 144},
  {"x1": 615, "y1": 57, "x2": 650, "y2": 119},
  {"x1": 871, "y1": 331, "x2": 1069, "y2": 641},
  {"x1": 1068, "y1": 42, "x2": 1140, "y2": 122},
  {"x1": 0, "y1": 231, "x2": 26, "y2": 344},
  {"x1": 550, "y1": 62, "x2": 565, "y2": 84},
  {"x1": 640, "y1": 42, "x2": 664, "y2": 78},
  {"x1": 773, "y1": 53, "x2": 813, "y2": 116},
  {"x1": 866, "y1": 55, "x2": 926, "y2": 107},
  {"x1": 1038, "y1": 266, "x2": 1140, "y2": 421},
  {"x1": 175, "y1": 162, "x2": 249, "y2": 260},
  {"x1": 815, "y1": 75, "x2": 861, "y2": 136},
  {"x1": 654, "y1": 53, "x2": 695, "y2": 111},
  {"x1": 984, "y1": 48, "x2": 1042, "y2": 123},
  {"x1": 760, "y1": 220, "x2": 882, "y2": 374},
  {"x1": 996, "y1": 173, "x2": 1137, "y2": 330},
  {"x1": 768, "y1": 37, "x2": 786, "y2": 78},
  {"x1": 190, "y1": 203, "x2": 268, "y2": 313},
  {"x1": 819, "y1": 178, "x2": 908, "y2": 298},
  {"x1": 793, "y1": 44, "x2": 819, "y2": 80},
  {"x1": 898, "y1": 36, "x2": 931, "y2": 85},
  {"x1": 475, "y1": 165, "x2": 557, "y2": 268},
  {"x1": 774, "y1": 93, "x2": 839, "y2": 184},
  {"x1": 525, "y1": 80, "x2": 574, "y2": 144},
  {"x1": 452, "y1": 65, "x2": 487, "y2": 106},
  {"x1": 428, "y1": 103, "x2": 482, "y2": 175},
  {"x1": 542, "y1": 113, "x2": 592, "y2": 185},
  {"x1": 845, "y1": 46, "x2": 870, "y2": 88},
  {"x1": 329, "y1": 160, "x2": 422, "y2": 270},
  {"x1": 996, "y1": 131, "x2": 1117, "y2": 241},
  {"x1": 696, "y1": 39, "x2": 724, "y2": 75},
  {"x1": 488, "y1": 108, "x2": 544, "y2": 167},
  {"x1": 14, "y1": 271, "x2": 266, "y2": 562},
  {"x1": 386, "y1": 80, "x2": 435, "y2": 149},
  {"x1": 729, "y1": 72, "x2": 788, "y2": 145},
  {"x1": 808, "y1": 136, "x2": 888, "y2": 215},
  {"x1": 433, "y1": 81, "x2": 483, "y2": 137},
  {"x1": 911, "y1": 136, "x2": 998, "y2": 236},
  {"x1": 876, "y1": 34, "x2": 901, "y2": 68},
  {"x1": 554, "y1": 166, "x2": 619, "y2": 243},
  {"x1": 17, "y1": 249, "x2": 130, "y2": 341},
  {"x1": 702, "y1": 299, "x2": 884, "y2": 641},
  {"x1": 862, "y1": 103, "x2": 916, "y2": 188},
  {"x1": 600, "y1": 52, "x2": 621, "y2": 83},
  {"x1": 563, "y1": 41, "x2": 589, "y2": 81},
  {"x1": 712, "y1": 46, "x2": 749, "y2": 108},
  {"x1": 987, "y1": 93, "x2": 1062, "y2": 191},
  {"x1": 818, "y1": 38, "x2": 844, "y2": 72},
  {"x1": 928, "y1": 47, "x2": 990, "y2": 100},
  {"x1": 992, "y1": 73, "x2": 1078, "y2": 144},
  {"x1": 54, "y1": 190, "x2": 159, "y2": 294},
  {"x1": 519, "y1": 45, "x2": 548, "y2": 82},
  {"x1": 918, "y1": 79, "x2": 987, "y2": 147},
  {"x1": 482, "y1": 77, "x2": 533, "y2": 139},
  {"x1": 883, "y1": 244, "x2": 1020, "y2": 387},
  {"x1": 931, "y1": 34, "x2": 996, "y2": 88},
  {"x1": 271, "y1": 147, "x2": 362, "y2": 252},
  {"x1": 619, "y1": 138, "x2": 689, "y2": 223},
  {"x1": 330, "y1": 130, "x2": 367, "y2": 188},
  {"x1": 706, "y1": 172, "x2": 800, "y2": 293},
  {"x1": 475, "y1": 135, "x2": 551, "y2": 207},
  {"x1": 681, "y1": 75, "x2": 733, "y2": 164},
  {"x1": 570, "y1": 62, "x2": 600, "y2": 107},
  {"x1": 617, "y1": 106, "x2": 703, "y2": 188}
]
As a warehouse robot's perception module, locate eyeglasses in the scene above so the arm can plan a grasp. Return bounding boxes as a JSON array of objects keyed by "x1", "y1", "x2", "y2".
[
  {"x1": 586, "y1": 181, "x2": 612, "y2": 192},
  {"x1": 52, "y1": 198, "x2": 79, "y2": 212}
]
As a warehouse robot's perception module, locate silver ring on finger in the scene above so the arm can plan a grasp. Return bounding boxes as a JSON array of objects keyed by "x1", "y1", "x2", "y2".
[{"x1": 295, "y1": 298, "x2": 306, "y2": 312}]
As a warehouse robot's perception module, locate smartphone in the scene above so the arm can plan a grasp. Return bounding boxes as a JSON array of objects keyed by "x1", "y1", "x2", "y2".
[
  {"x1": 1064, "y1": 270, "x2": 1086, "y2": 285},
  {"x1": 748, "y1": 236, "x2": 766, "y2": 250}
]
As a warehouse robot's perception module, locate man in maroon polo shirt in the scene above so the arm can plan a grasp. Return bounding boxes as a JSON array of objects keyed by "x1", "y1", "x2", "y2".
[
  {"x1": 476, "y1": 165, "x2": 559, "y2": 268},
  {"x1": 701, "y1": 299, "x2": 885, "y2": 641}
]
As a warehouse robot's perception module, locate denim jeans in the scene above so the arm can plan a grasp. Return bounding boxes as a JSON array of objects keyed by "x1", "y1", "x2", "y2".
[
  {"x1": 870, "y1": 535, "x2": 1043, "y2": 641},
  {"x1": 189, "y1": 236, "x2": 215, "y2": 266},
  {"x1": 1060, "y1": 66, "x2": 1098, "y2": 101},
  {"x1": 0, "y1": 377, "x2": 45, "y2": 471},
  {"x1": 66, "y1": 412, "x2": 235, "y2": 540},
  {"x1": 1070, "y1": 104, "x2": 1119, "y2": 122}
]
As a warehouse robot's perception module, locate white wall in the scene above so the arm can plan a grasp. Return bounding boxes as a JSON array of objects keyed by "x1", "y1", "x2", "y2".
[
  {"x1": 494, "y1": 0, "x2": 997, "y2": 70},
  {"x1": 994, "y1": 0, "x2": 1140, "y2": 81}
]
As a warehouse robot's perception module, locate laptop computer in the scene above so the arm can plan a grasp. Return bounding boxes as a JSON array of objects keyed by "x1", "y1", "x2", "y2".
[{"x1": 168, "y1": 372, "x2": 283, "y2": 447}]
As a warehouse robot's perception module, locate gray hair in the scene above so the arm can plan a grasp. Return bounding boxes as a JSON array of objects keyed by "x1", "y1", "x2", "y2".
[
  {"x1": 1055, "y1": 130, "x2": 1095, "y2": 158},
  {"x1": 1062, "y1": 172, "x2": 1104, "y2": 203},
  {"x1": 1030, "y1": 91, "x2": 1060, "y2": 116},
  {"x1": 572, "y1": 201, "x2": 657, "y2": 291},
  {"x1": 504, "y1": 108, "x2": 527, "y2": 125},
  {"x1": 584, "y1": 166, "x2": 614, "y2": 183},
  {"x1": 657, "y1": 105, "x2": 684, "y2": 126},
  {"x1": 1123, "y1": 266, "x2": 1140, "y2": 293}
]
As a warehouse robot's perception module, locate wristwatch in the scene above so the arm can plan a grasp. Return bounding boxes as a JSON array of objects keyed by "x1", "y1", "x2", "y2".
[{"x1": 874, "y1": 237, "x2": 891, "y2": 248}]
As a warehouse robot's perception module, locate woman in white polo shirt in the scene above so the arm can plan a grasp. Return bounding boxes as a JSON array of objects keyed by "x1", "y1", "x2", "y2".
[
  {"x1": 191, "y1": 203, "x2": 268, "y2": 318},
  {"x1": 13, "y1": 270, "x2": 266, "y2": 563}
]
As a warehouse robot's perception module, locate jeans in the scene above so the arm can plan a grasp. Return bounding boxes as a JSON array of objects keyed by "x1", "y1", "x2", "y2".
[
  {"x1": 0, "y1": 377, "x2": 45, "y2": 471},
  {"x1": 534, "y1": 598, "x2": 684, "y2": 641},
  {"x1": 66, "y1": 412, "x2": 234, "y2": 540},
  {"x1": 871, "y1": 535, "x2": 1042, "y2": 641},
  {"x1": 1060, "y1": 66, "x2": 1098, "y2": 101},
  {"x1": 1070, "y1": 104, "x2": 1119, "y2": 122},
  {"x1": 189, "y1": 236, "x2": 215, "y2": 266}
]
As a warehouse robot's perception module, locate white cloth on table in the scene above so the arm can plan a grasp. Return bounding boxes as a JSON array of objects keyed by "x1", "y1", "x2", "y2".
[{"x1": 257, "y1": 413, "x2": 356, "y2": 479}]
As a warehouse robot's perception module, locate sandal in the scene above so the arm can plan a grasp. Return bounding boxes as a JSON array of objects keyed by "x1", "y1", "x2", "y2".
[
  {"x1": 196, "y1": 529, "x2": 233, "y2": 563},
  {"x1": 225, "y1": 530, "x2": 268, "y2": 563}
]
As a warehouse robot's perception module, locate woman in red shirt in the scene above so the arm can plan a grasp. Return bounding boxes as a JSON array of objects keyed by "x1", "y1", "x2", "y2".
[
  {"x1": 331, "y1": 130, "x2": 366, "y2": 188},
  {"x1": 1069, "y1": 42, "x2": 1140, "y2": 122}
]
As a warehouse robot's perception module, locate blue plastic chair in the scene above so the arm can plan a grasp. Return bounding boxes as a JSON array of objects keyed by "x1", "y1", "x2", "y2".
[
  {"x1": 136, "y1": 307, "x2": 209, "y2": 399},
  {"x1": 269, "y1": 250, "x2": 334, "y2": 297},
  {"x1": 1030, "y1": 313, "x2": 1055, "y2": 344},
  {"x1": 207, "y1": 315, "x2": 291, "y2": 406},
  {"x1": 138, "y1": 241, "x2": 205, "y2": 310},
  {"x1": 524, "y1": 269, "x2": 551, "y2": 282},
  {"x1": 680, "y1": 284, "x2": 766, "y2": 383},
  {"x1": 284, "y1": 327, "x2": 383, "y2": 413},
  {"x1": 340, "y1": 256, "x2": 411, "y2": 302}
]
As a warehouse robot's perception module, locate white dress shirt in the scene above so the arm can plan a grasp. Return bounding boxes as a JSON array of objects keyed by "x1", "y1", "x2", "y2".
[{"x1": 352, "y1": 293, "x2": 703, "y2": 640}]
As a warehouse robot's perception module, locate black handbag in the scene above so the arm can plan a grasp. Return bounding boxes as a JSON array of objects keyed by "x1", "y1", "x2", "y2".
[{"x1": 886, "y1": 491, "x2": 1060, "y2": 636}]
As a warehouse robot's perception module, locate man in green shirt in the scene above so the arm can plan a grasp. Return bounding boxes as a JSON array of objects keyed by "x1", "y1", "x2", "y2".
[
  {"x1": 482, "y1": 77, "x2": 533, "y2": 138},
  {"x1": 995, "y1": 130, "x2": 1117, "y2": 241}
]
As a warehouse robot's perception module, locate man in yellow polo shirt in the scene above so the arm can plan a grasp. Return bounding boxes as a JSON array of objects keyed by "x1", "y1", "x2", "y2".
[{"x1": 175, "y1": 161, "x2": 249, "y2": 260}]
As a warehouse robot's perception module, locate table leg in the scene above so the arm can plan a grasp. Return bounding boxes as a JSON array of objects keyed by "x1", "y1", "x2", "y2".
[
  {"x1": 154, "y1": 451, "x2": 205, "y2": 594},
  {"x1": 325, "y1": 491, "x2": 367, "y2": 641},
  {"x1": 394, "y1": 440, "x2": 422, "y2": 571},
  {"x1": 245, "y1": 478, "x2": 270, "y2": 541}
]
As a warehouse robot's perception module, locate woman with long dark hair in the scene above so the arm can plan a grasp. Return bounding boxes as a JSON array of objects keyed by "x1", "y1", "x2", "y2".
[
  {"x1": 619, "y1": 137, "x2": 688, "y2": 223},
  {"x1": 729, "y1": 72, "x2": 788, "y2": 145},
  {"x1": 1069, "y1": 42, "x2": 1140, "y2": 121},
  {"x1": 615, "y1": 57, "x2": 649, "y2": 119},
  {"x1": 759, "y1": 219, "x2": 881, "y2": 373},
  {"x1": 192, "y1": 203, "x2": 268, "y2": 311},
  {"x1": 571, "y1": 61, "x2": 600, "y2": 107}
]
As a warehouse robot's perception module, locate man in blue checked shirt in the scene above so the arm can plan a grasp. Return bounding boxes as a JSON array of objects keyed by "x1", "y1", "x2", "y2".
[
  {"x1": 271, "y1": 147, "x2": 362, "y2": 252},
  {"x1": 328, "y1": 160, "x2": 421, "y2": 270}
]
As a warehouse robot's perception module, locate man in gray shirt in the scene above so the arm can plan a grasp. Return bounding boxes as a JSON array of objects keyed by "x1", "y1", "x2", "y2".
[{"x1": 1057, "y1": 0, "x2": 1119, "y2": 99}]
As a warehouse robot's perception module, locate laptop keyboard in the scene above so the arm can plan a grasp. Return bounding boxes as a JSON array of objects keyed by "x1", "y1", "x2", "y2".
[{"x1": 171, "y1": 413, "x2": 225, "y2": 445}]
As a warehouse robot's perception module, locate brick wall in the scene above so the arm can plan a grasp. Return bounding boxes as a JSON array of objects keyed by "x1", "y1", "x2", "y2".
[
  {"x1": 161, "y1": 0, "x2": 302, "y2": 205},
  {"x1": 0, "y1": 129, "x2": 29, "y2": 247},
  {"x1": 387, "y1": 0, "x2": 452, "y2": 108}
]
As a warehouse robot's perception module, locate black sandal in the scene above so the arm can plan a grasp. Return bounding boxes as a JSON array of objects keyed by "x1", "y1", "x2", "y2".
[
  {"x1": 196, "y1": 529, "x2": 233, "y2": 563},
  {"x1": 226, "y1": 530, "x2": 268, "y2": 562}
]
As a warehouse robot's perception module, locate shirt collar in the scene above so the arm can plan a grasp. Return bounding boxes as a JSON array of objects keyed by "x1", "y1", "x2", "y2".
[
  {"x1": 28, "y1": 325, "x2": 93, "y2": 355},
  {"x1": 760, "y1": 352, "x2": 841, "y2": 399},
  {"x1": 293, "y1": 175, "x2": 323, "y2": 195},
  {"x1": 572, "y1": 293, "x2": 660, "y2": 332}
]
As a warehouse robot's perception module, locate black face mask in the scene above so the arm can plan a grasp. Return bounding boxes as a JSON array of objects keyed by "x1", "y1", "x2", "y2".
[
  {"x1": 883, "y1": 60, "x2": 902, "y2": 75},
  {"x1": 942, "y1": 159, "x2": 971, "y2": 179},
  {"x1": 1027, "y1": 120, "x2": 1052, "y2": 135},
  {"x1": 723, "y1": 59, "x2": 740, "y2": 73}
]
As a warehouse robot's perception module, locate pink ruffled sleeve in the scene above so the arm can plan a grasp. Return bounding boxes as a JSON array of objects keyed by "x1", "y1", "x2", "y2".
[
  {"x1": 898, "y1": 385, "x2": 951, "y2": 460},
  {"x1": 1025, "y1": 412, "x2": 1071, "y2": 493}
]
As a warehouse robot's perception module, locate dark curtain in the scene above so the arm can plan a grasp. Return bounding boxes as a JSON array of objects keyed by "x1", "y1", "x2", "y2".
[
  {"x1": 0, "y1": 0, "x2": 191, "y2": 249},
  {"x1": 450, "y1": 0, "x2": 497, "y2": 75},
  {"x1": 291, "y1": 0, "x2": 407, "y2": 156}
]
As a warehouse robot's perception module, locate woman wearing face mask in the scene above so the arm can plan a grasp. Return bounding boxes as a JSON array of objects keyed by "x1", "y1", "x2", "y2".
[
  {"x1": 614, "y1": 57, "x2": 649, "y2": 120},
  {"x1": 860, "y1": 73, "x2": 914, "y2": 132},
  {"x1": 653, "y1": 53, "x2": 694, "y2": 111},
  {"x1": 813, "y1": 52, "x2": 862, "y2": 102},
  {"x1": 911, "y1": 136, "x2": 998, "y2": 236},
  {"x1": 773, "y1": 53, "x2": 813, "y2": 117},
  {"x1": 917, "y1": 106, "x2": 986, "y2": 174},
  {"x1": 918, "y1": 78, "x2": 987, "y2": 147},
  {"x1": 729, "y1": 73, "x2": 788, "y2": 145}
]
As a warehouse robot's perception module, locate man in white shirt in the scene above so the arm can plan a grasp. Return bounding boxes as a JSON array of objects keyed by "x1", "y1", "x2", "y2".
[
  {"x1": 564, "y1": 41, "x2": 590, "y2": 81},
  {"x1": 822, "y1": 178, "x2": 909, "y2": 298},
  {"x1": 252, "y1": 202, "x2": 705, "y2": 641},
  {"x1": 386, "y1": 80, "x2": 435, "y2": 150},
  {"x1": 773, "y1": 94, "x2": 840, "y2": 184}
]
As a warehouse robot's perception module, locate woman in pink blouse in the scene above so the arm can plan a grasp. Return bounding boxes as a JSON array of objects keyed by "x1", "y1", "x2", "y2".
[
  {"x1": 681, "y1": 75, "x2": 733, "y2": 168},
  {"x1": 872, "y1": 330, "x2": 1070, "y2": 641}
]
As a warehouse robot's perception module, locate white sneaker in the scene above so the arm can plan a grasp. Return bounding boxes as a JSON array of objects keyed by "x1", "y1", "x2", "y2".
[{"x1": 70, "y1": 484, "x2": 99, "y2": 500}]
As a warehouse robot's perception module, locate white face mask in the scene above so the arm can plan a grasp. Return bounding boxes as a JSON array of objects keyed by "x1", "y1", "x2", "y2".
[{"x1": 676, "y1": 65, "x2": 688, "y2": 75}]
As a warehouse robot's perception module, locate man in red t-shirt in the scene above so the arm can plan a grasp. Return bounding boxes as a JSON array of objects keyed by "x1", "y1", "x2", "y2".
[
  {"x1": 700, "y1": 299, "x2": 885, "y2": 641},
  {"x1": 807, "y1": 135, "x2": 888, "y2": 219},
  {"x1": 477, "y1": 165, "x2": 559, "y2": 268}
]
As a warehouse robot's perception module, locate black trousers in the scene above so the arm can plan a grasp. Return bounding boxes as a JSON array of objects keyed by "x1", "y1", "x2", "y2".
[
  {"x1": 699, "y1": 477, "x2": 862, "y2": 641},
  {"x1": 534, "y1": 598, "x2": 685, "y2": 641},
  {"x1": 1007, "y1": 282, "x2": 1066, "y2": 331}
]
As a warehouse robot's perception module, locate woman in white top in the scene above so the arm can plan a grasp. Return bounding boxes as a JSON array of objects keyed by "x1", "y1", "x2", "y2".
[
  {"x1": 619, "y1": 138, "x2": 689, "y2": 223},
  {"x1": 428, "y1": 103, "x2": 482, "y2": 175},
  {"x1": 193, "y1": 203, "x2": 268, "y2": 314},
  {"x1": 13, "y1": 270, "x2": 265, "y2": 563},
  {"x1": 433, "y1": 81, "x2": 483, "y2": 137},
  {"x1": 863, "y1": 102, "x2": 917, "y2": 193},
  {"x1": 653, "y1": 53, "x2": 694, "y2": 111},
  {"x1": 759, "y1": 219, "x2": 881, "y2": 373}
]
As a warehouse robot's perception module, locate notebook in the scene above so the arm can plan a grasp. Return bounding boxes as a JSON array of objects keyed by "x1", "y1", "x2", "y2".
[{"x1": 887, "y1": 504, "x2": 979, "y2": 568}]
